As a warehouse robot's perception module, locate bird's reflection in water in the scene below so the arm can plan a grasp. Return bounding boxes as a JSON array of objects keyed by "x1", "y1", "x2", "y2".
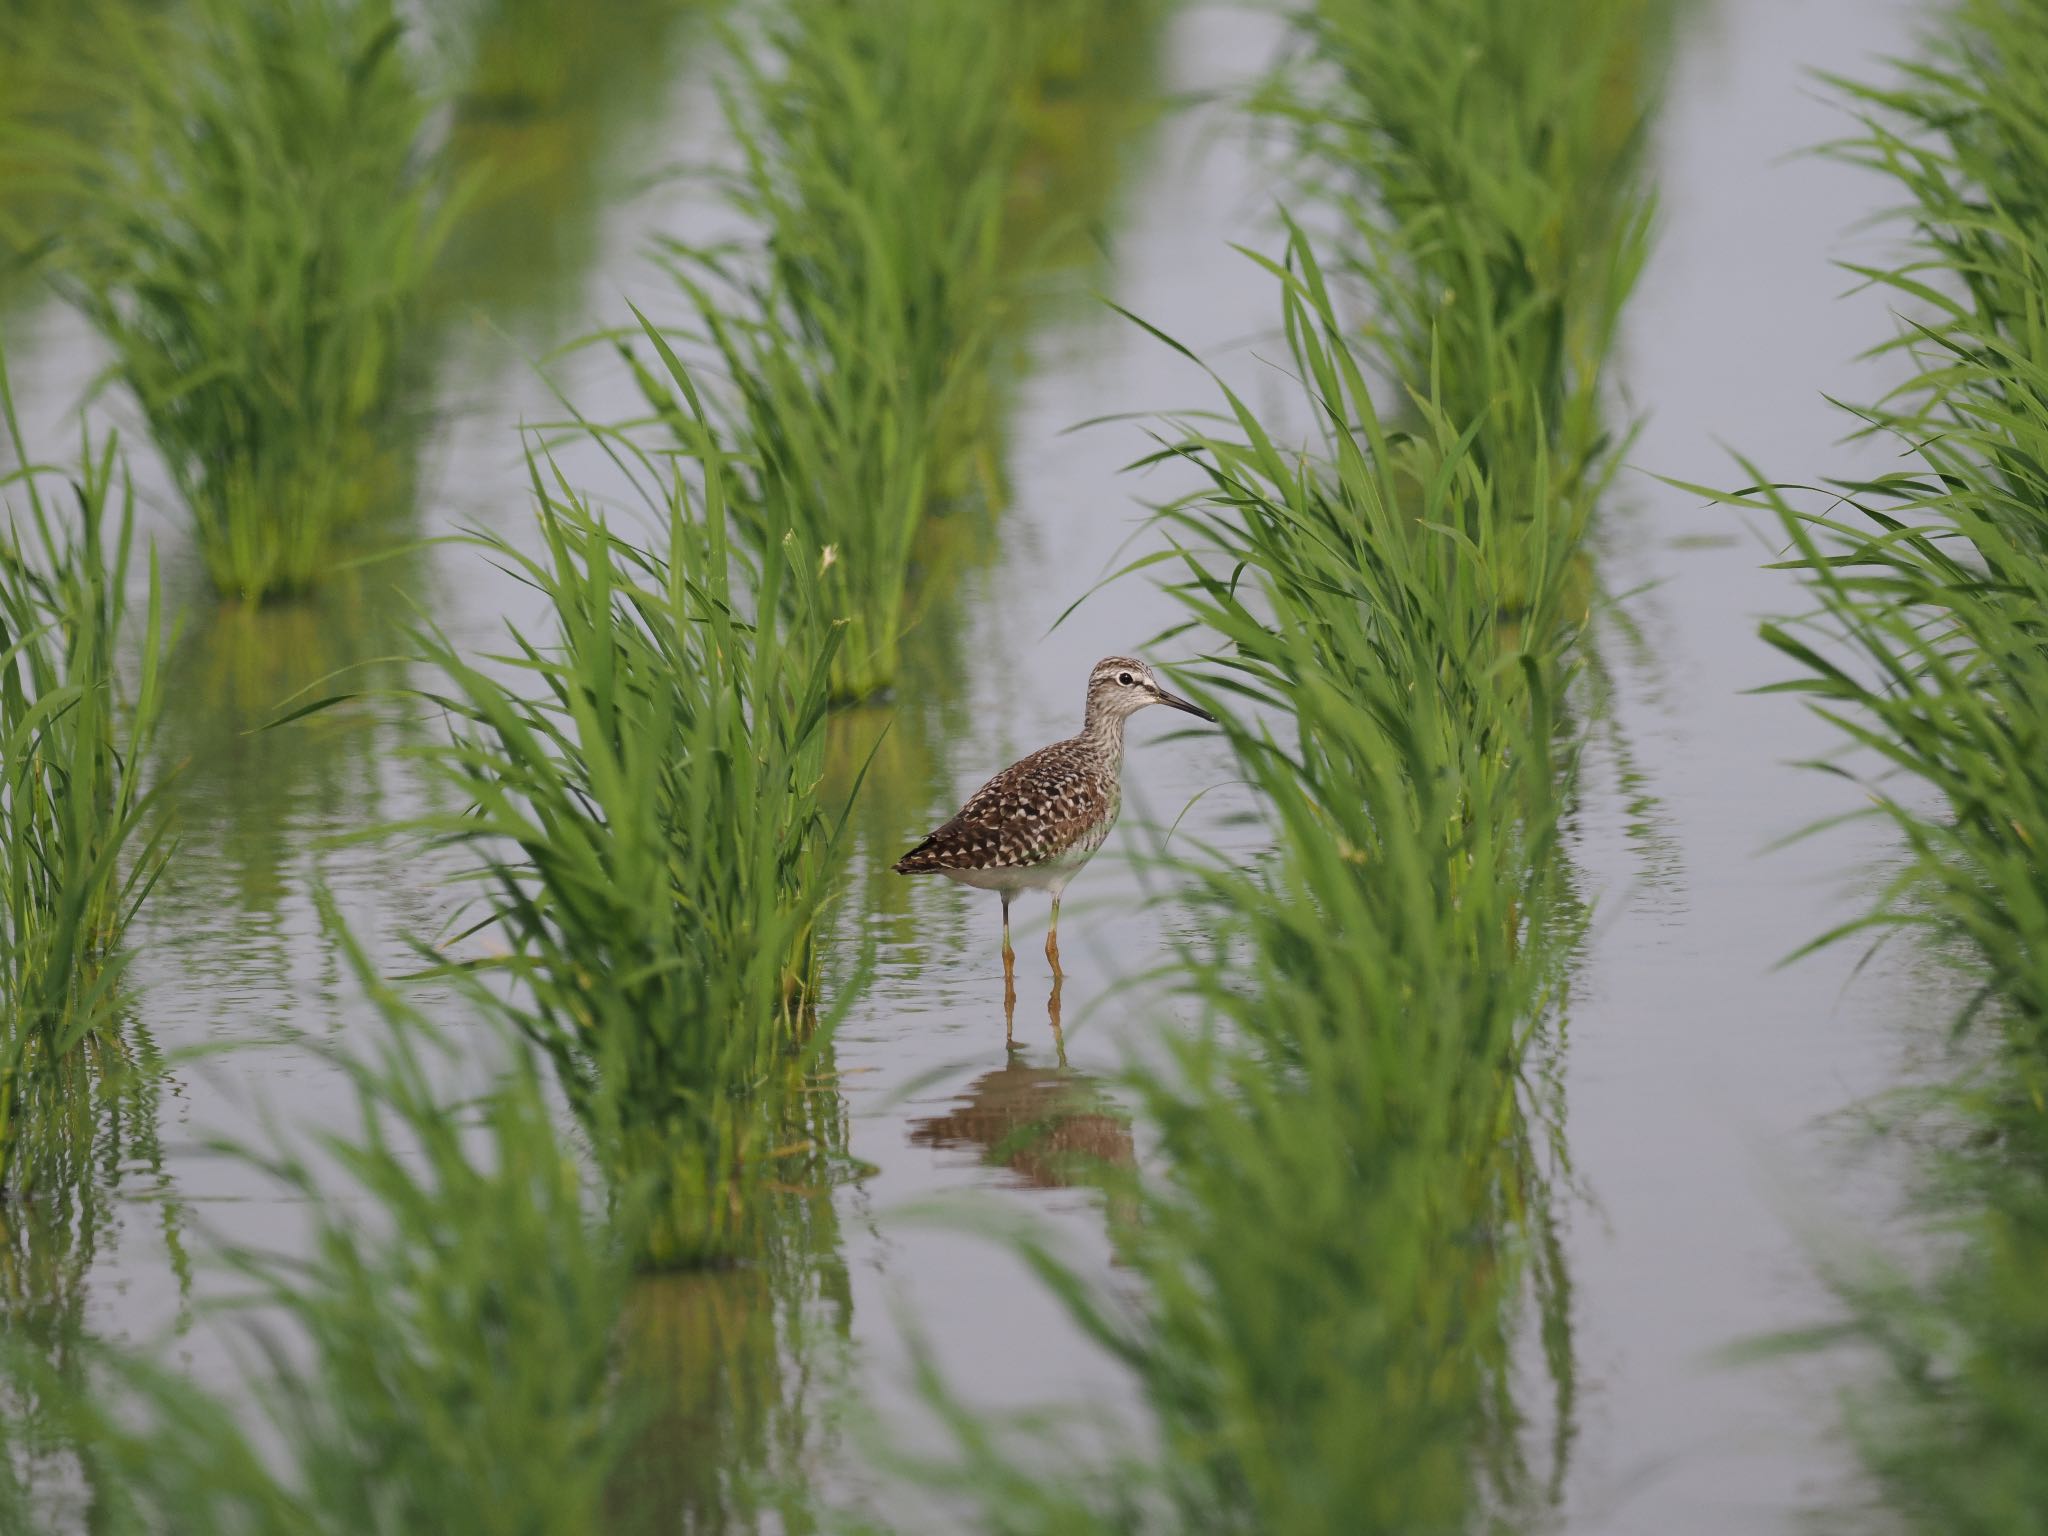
[{"x1": 911, "y1": 979, "x2": 1134, "y2": 1197}]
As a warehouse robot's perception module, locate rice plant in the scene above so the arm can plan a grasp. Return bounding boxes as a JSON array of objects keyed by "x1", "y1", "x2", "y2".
[
  {"x1": 1031, "y1": 0, "x2": 1684, "y2": 1493},
  {"x1": 38, "y1": 0, "x2": 453, "y2": 603},
  {"x1": 1268, "y1": 0, "x2": 1669, "y2": 521},
  {"x1": 635, "y1": 0, "x2": 1062, "y2": 703},
  {"x1": 1132, "y1": 233, "x2": 1582, "y2": 1533},
  {"x1": 1710, "y1": 6, "x2": 2048, "y2": 1526},
  {"x1": 1, "y1": 902, "x2": 638, "y2": 1536},
  {"x1": 0, "y1": 361, "x2": 172, "y2": 1201},
  {"x1": 399, "y1": 338, "x2": 852, "y2": 1269}
]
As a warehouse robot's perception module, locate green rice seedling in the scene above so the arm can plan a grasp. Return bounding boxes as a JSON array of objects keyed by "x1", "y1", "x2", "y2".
[
  {"x1": 397, "y1": 340, "x2": 852, "y2": 1268},
  {"x1": 0, "y1": 361, "x2": 178, "y2": 1512},
  {"x1": 1705, "y1": 7, "x2": 2048, "y2": 1527},
  {"x1": 1268, "y1": 0, "x2": 1670, "y2": 521},
  {"x1": 0, "y1": 362, "x2": 172, "y2": 1201},
  {"x1": 0, "y1": 1006, "x2": 182, "y2": 1534},
  {"x1": 1113, "y1": 231, "x2": 1583, "y2": 1535},
  {"x1": 38, "y1": 0, "x2": 454, "y2": 603},
  {"x1": 636, "y1": 0, "x2": 1057, "y2": 703},
  {"x1": 2, "y1": 901, "x2": 639, "y2": 1536}
]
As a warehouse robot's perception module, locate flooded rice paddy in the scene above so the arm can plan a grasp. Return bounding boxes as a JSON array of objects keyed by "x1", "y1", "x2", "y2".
[{"x1": 0, "y1": 0, "x2": 2002, "y2": 1529}]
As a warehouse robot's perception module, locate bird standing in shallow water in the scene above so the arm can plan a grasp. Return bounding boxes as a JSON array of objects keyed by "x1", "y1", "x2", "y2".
[{"x1": 893, "y1": 656, "x2": 1215, "y2": 1004}]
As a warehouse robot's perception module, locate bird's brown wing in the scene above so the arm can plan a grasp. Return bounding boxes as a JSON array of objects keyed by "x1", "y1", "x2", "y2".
[{"x1": 893, "y1": 741, "x2": 1110, "y2": 873}]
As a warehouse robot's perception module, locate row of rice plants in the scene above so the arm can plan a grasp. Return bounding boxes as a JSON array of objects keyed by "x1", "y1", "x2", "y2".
[
  {"x1": 1110, "y1": 238, "x2": 1586, "y2": 1531},
  {"x1": 1, "y1": 905, "x2": 640, "y2": 1535},
  {"x1": 0, "y1": 366, "x2": 179, "y2": 1529},
  {"x1": 27, "y1": 0, "x2": 454, "y2": 604},
  {"x1": 1708, "y1": 4, "x2": 2048, "y2": 1526},
  {"x1": 1268, "y1": 0, "x2": 1669, "y2": 560},
  {"x1": 0, "y1": 341, "x2": 855, "y2": 1532},
  {"x1": 0, "y1": 362, "x2": 171, "y2": 1203},
  {"x1": 0, "y1": 35, "x2": 1177, "y2": 1525},
  {"x1": 899, "y1": 0, "x2": 1670, "y2": 1525},
  {"x1": 0, "y1": 360, "x2": 179, "y2": 1532},
  {"x1": 394, "y1": 340, "x2": 849, "y2": 1272},
  {"x1": 636, "y1": 0, "x2": 1146, "y2": 702}
]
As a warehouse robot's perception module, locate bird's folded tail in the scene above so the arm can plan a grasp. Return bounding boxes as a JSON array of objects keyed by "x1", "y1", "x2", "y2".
[{"x1": 893, "y1": 839, "x2": 946, "y2": 875}]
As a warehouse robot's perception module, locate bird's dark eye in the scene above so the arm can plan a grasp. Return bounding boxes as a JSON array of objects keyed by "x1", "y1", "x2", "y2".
[{"x1": 1117, "y1": 671, "x2": 1134, "y2": 686}]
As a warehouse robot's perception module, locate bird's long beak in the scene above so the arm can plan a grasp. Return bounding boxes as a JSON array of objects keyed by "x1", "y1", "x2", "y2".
[{"x1": 1155, "y1": 686, "x2": 1217, "y2": 723}]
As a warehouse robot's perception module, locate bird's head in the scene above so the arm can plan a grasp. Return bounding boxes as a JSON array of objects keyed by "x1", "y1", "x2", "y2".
[{"x1": 1084, "y1": 656, "x2": 1216, "y2": 726}]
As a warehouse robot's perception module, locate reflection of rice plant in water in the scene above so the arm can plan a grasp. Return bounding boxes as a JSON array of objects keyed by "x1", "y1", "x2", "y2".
[
  {"x1": 1, "y1": 904, "x2": 637, "y2": 1535},
  {"x1": 155, "y1": 590, "x2": 417, "y2": 910},
  {"x1": 615, "y1": 1048, "x2": 854, "y2": 1534},
  {"x1": 402, "y1": 346, "x2": 852, "y2": 1270},
  {"x1": 1715, "y1": 7, "x2": 2048, "y2": 1525},
  {"x1": 443, "y1": 0, "x2": 692, "y2": 121},
  {"x1": 0, "y1": 364, "x2": 172, "y2": 1201},
  {"x1": 39, "y1": 0, "x2": 453, "y2": 603},
  {"x1": 0, "y1": 1004, "x2": 183, "y2": 1532},
  {"x1": 437, "y1": 0, "x2": 702, "y2": 337},
  {"x1": 635, "y1": 0, "x2": 1065, "y2": 703},
  {"x1": 135, "y1": 551, "x2": 431, "y2": 1017}
]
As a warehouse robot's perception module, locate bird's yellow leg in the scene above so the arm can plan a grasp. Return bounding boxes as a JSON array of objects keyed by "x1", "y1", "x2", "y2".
[
  {"x1": 1044, "y1": 895, "x2": 1063, "y2": 978},
  {"x1": 1002, "y1": 895, "x2": 1017, "y2": 1029}
]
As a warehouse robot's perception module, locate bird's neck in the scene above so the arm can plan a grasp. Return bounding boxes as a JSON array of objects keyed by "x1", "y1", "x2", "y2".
[{"x1": 1079, "y1": 706, "x2": 1127, "y2": 770}]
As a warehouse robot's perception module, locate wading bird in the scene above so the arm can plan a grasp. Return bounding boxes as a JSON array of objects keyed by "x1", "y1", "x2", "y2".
[{"x1": 893, "y1": 656, "x2": 1215, "y2": 997}]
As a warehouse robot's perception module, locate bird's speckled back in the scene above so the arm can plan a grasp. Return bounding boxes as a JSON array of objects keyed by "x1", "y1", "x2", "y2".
[{"x1": 892, "y1": 655, "x2": 1189, "y2": 875}]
